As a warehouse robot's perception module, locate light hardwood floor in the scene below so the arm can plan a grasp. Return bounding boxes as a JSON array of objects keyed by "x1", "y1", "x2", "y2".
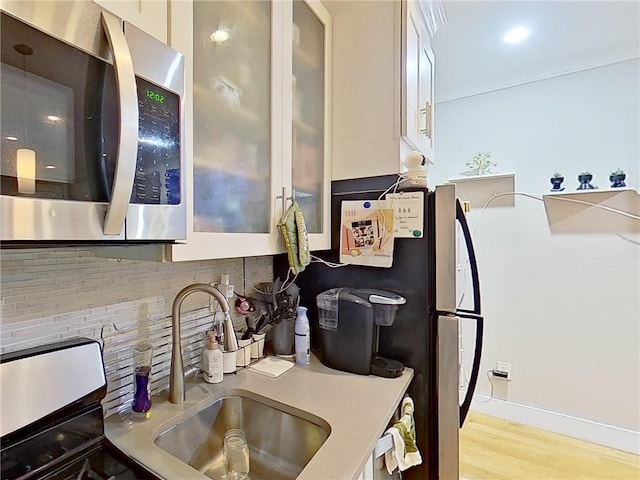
[{"x1": 460, "y1": 412, "x2": 640, "y2": 480}]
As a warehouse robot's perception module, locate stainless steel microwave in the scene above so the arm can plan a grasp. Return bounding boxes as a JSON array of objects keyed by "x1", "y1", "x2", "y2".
[{"x1": 0, "y1": 1, "x2": 185, "y2": 242}]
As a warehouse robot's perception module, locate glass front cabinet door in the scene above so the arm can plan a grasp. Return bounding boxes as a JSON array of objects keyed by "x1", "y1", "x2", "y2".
[
  {"x1": 191, "y1": 1, "x2": 272, "y2": 237},
  {"x1": 169, "y1": 0, "x2": 330, "y2": 261},
  {"x1": 287, "y1": 0, "x2": 331, "y2": 249}
]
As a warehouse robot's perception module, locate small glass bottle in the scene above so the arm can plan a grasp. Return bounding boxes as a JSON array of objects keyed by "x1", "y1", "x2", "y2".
[
  {"x1": 223, "y1": 429, "x2": 250, "y2": 480},
  {"x1": 132, "y1": 343, "x2": 153, "y2": 418}
]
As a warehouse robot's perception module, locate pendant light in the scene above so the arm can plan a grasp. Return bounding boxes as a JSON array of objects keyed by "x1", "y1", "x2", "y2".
[{"x1": 14, "y1": 43, "x2": 36, "y2": 194}]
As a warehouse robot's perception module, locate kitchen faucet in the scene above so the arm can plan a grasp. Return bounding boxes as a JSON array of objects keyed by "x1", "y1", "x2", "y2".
[{"x1": 169, "y1": 283, "x2": 231, "y2": 403}]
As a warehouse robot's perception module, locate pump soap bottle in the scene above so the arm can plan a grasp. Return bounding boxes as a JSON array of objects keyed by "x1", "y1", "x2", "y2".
[{"x1": 202, "y1": 333, "x2": 223, "y2": 383}]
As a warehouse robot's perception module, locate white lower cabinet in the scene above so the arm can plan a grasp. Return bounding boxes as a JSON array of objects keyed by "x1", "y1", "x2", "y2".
[
  {"x1": 360, "y1": 436, "x2": 400, "y2": 480},
  {"x1": 359, "y1": 454, "x2": 375, "y2": 480}
]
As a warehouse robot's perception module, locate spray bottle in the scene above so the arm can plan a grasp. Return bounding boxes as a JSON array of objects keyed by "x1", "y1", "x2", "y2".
[{"x1": 295, "y1": 306, "x2": 310, "y2": 366}]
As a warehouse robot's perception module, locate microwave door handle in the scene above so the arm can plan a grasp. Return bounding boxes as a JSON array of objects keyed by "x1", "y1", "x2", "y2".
[{"x1": 101, "y1": 11, "x2": 139, "y2": 235}]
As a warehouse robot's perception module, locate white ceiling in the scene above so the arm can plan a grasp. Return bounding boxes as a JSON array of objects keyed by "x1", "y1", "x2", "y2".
[{"x1": 431, "y1": 1, "x2": 640, "y2": 102}]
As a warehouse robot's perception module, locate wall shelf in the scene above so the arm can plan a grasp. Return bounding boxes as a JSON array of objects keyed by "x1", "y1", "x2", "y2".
[
  {"x1": 542, "y1": 187, "x2": 640, "y2": 234},
  {"x1": 448, "y1": 172, "x2": 516, "y2": 209}
]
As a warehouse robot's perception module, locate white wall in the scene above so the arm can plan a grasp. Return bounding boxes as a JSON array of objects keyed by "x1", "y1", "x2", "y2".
[{"x1": 430, "y1": 59, "x2": 640, "y2": 452}]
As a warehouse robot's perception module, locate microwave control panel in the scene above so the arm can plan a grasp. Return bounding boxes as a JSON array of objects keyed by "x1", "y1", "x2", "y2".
[{"x1": 131, "y1": 76, "x2": 181, "y2": 205}]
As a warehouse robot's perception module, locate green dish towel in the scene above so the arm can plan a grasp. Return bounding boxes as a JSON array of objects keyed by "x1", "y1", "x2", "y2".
[
  {"x1": 384, "y1": 397, "x2": 422, "y2": 474},
  {"x1": 394, "y1": 419, "x2": 418, "y2": 454},
  {"x1": 278, "y1": 200, "x2": 310, "y2": 274}
]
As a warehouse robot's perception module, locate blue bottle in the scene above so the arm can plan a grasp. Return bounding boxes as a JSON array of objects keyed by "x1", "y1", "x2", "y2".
[{"x1": 132, "y1": 343, "x2": 153, "y2": 417}]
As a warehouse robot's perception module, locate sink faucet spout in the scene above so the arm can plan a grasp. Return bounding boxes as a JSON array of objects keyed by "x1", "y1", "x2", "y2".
[{"x1": 170, "y1": 283, "x2": 231, "y2": 404}]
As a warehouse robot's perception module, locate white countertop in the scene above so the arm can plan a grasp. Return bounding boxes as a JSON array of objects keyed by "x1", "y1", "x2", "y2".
[{"x1": 105, "y1": 355, "x2": 413, "y2": 480}]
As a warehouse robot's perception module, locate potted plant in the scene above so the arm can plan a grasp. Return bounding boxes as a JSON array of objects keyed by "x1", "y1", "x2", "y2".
[
  {"x1": 461, "y1": 152, "x2": 497, "y2": 176},
  {"x1": 550, "y1": 172, "x2": 564, "y2": 191},
  {"x1": 577, "y1": 171, "x2": 596, "y2": 190},
  {"x1": 609, "y1": 168, "x2": 626, "y2": 188}
]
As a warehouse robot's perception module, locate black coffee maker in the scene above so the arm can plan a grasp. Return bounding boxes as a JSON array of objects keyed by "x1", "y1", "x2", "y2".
[{"x1": 316, "y1": 288, "x2": 406, "y2": 377}]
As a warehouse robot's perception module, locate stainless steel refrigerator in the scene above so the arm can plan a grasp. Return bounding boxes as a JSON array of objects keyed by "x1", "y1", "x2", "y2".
[{"x1": 275, "y1": 175, "x2": 483, "y2": 479}]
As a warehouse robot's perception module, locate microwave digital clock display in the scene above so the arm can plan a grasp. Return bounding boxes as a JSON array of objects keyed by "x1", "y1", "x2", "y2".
[
  {"x1": 146, "y1": 89, "x2": 165, "y2": 104},
  {"x1": 133, "y1": 77, "x2": 181, "y2": 205}
]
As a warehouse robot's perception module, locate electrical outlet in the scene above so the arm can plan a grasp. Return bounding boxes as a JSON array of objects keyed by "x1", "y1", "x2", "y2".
[
  {"x1": 219, "y1": 274, "x2": 234, "y2": 299},
  {"x1": 494, "y1": 361, "x2": 512, "y2": 380},
  {"x1": 208, "y1": 277, "x2": 234, "y2": 312}
]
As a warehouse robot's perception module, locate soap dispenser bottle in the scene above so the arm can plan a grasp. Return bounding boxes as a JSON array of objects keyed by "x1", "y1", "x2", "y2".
[
  {"x1": 202, "y1": 333, "x2": 223, "y2": 383},
  {"x1": 295, "y1": 306, "x2": 311, "y2": 366},
  {"x1": 132, "y1": 343, "x2": 153, "y2": 418}
]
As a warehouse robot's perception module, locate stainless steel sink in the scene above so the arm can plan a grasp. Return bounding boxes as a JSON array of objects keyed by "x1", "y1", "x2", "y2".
[{"x1": 154, "y1": 391, "x2": 331, "y2": 480}]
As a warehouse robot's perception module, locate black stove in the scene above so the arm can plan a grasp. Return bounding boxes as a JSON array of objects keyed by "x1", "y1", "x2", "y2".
[{"x1": 0, "y1": 339, "x2": 159, "y2": 480}]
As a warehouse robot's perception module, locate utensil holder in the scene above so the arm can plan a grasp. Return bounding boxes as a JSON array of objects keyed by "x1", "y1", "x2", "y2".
[
  {"x1": 271, "y1": 317, "x2": 295, "y2": 355},
  {"x1": 251, "y1": 333, "x2": 266, "y2": 359},
  {"x1": 223, "y1": 350, "x2": 237, "y2": 374},
  {"x1": 225, "y1": 335, "x2": 266, "y2": 373},
  {"x1": 237, "y1": 339, "x2": 252, "y2": 367}
]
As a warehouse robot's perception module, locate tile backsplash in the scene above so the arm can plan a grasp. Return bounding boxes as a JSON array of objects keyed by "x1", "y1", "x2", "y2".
[{"x1": 0, "y1": 248, "x2": 273, "y2": 416}]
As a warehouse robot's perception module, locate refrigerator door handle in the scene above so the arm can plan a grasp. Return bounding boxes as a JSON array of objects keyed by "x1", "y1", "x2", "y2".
[
  {"x1": 435, "y1": 184, "x2": 457, "y2": 313},
  {"x1": 455, "y1": 198, "x2": 483, "y2": 426},
  {"x1": 456, "y1": 312, "x2": 484, "y2": 426},
  {"x1": 436, "y1": 314, "x2": 460, "y2": 480},
  {"x1": 456, "y1": 199, "x2": 481, "y2": 316}
]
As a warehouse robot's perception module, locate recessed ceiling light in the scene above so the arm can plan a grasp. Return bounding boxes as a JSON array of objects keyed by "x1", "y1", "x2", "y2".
[
  {"x1": 6, "y1": 136, "x2": 18, "y2": 141},
  {"x1": 46, "y1": 115, "x2": 61, "y2": 122},
  {"x1": 503, "y1": 26, "x2": 531, "y2": 44},
  {"x1": 209, "y1": 28, "x2": 230, "y2": 44}
]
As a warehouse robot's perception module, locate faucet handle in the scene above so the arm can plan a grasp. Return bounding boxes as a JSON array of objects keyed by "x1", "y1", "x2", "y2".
[{"x1": 184, "y1": 364, "x2": 199, "y2": 380}]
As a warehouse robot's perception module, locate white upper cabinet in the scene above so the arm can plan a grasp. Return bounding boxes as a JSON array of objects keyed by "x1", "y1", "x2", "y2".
[
  {"x1": 328, "y1": 0, "x2": 443, "y2": 181},
  {"x1": 93, "y1": 0, "x2": 168, "y2": 42},
  {"x1": 404, "y1": 0, "x2": 435, "y2": 162},
  {"x1": 166, "y1": 0, "x2": 330, "y2": 261}
]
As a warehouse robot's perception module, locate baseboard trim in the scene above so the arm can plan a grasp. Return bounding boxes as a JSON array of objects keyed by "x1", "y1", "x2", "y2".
[{"x1": 470, "y1": 395, "x2": 640, "y2": 455}]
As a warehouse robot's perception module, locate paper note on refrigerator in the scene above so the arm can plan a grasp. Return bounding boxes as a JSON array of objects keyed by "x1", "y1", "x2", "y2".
[
  {"x1": 385, "y1": 191, "x2": 425, "y2": 238},
  {"x1": 340, "y1": 200, "x2": 395, "y2": 268}
]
